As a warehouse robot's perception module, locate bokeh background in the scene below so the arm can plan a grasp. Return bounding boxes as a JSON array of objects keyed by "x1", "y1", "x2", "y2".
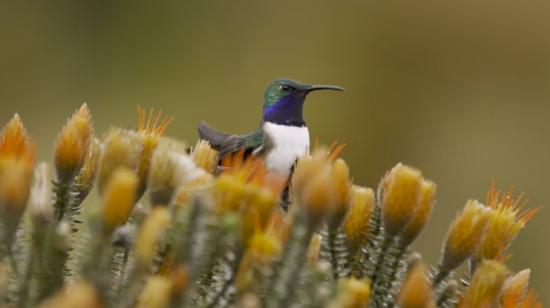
[{"x1": 1, "y1": 0, "x2": 549, "y2": 303}]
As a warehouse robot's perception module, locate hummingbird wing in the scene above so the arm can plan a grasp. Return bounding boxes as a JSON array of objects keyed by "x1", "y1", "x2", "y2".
[{"x1": 197, "y1": 121, "x2": 264, "y2": 158}]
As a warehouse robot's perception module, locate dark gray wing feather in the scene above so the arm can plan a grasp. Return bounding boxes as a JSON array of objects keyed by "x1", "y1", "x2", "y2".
[{"x1": 197, "y1": 121, "x2": 264, "y2": 158}]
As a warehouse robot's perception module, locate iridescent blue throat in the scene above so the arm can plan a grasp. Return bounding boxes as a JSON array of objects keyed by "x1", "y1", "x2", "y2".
[{"x1": 262, "y1": 94, "x2": 306, "y2": 126}]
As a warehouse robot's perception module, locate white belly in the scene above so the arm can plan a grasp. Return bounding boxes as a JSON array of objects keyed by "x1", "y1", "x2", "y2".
[{"x1": 263, "y1": 122, "x2": 310, "y2": 178}]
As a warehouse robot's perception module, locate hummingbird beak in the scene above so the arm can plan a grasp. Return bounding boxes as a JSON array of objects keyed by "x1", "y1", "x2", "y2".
[{"x1": 305, "y1": 84, "x2": 345, "y2": 92}]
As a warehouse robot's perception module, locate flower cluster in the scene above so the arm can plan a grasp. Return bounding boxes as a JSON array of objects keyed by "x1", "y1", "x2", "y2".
[{"x1": 0, "y1": 105, "x2": 541, "y2": 308}]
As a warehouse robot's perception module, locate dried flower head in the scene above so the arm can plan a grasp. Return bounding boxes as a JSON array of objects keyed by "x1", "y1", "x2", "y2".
[
  {"x1": 135, "y1": 207, "x2": 171, "y2": 267},
  {"x1": 0, "y1": 114, "x2": 35, "y2": 235},
  {"x1": 440, "y1": 200, "x2": 490, "y2": 271},
  {"x1": 380, "y1": 163, "x2": 423, "y2": 238},
  {"x1": 398, "y1": 262, "x2": 435, "y2": 308},
  {"x1": 40, "y1": 280, "x2": 102, "y2": 308},
  {"x1": 399, "y1": 179, "x2": 436, "y2": 247},
  {"x1": 101, "y1": 167, "x2": 138, "y2": 234},
  {"x1": 191, "y1": 139, "x2": 219, "y2": 174},
  {"x1": 331, "y1": 277, "x2": 371, "y2": 308},
  {"x1": 97, "y1": 128, "x2": 142, "y2": 193},
  {"x1": 475, "y1": 186, "x2": 539, "y2": 261},
  {"x1": 343, "y1": 185, "x2": 375, "y2": 252},
  {"x1": 136, "y1": 275, "x2": 172, "y2": 308},
  {"x1": 54, "y1": 104, "x2": 94, "y2": 184},
  {"x1": 460, "y1": 260, "x2": 509, "y2": 308}
]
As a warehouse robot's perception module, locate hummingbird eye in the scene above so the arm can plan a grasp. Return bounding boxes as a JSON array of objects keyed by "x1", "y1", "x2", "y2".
[{"x1": 281, "y1": 85, "x2": 292, "y2": 92}]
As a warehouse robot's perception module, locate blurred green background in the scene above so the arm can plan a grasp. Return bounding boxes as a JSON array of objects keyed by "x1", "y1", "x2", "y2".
[{"x1": 1, "y1": 0, "x2": 549, "y2": 303}]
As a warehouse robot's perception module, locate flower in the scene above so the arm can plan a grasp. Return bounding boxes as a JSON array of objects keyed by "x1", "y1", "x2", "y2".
[
  {"x1": 379, "y1": 163, "x2": 424, "y2": 238},
  {"x1": 135, "y1": 207, "x2": 172, "y2": 267},
  {"x1": 399, "y1": 179, "x2": 436, "y2": 247},
  {"x1": 97, "y1": 128, "x2": 142, "y2": 194},
  {"x1": 0, "y1": 114, "x2": 35, "y2": 237},
  {"x1": 331, "y1": 278, "x2": 371, "y2": 308},
  {"x1": 101, "y1": 167, "x2": 138, "y2": 234},
  {"x1": 135, "y1": 106, "x2": 174, "y2": 199},
  {"x1": 398, "y1": 262, "x2": 435, "y2": 308},
  {"x1": 475, "y1": 185, "x2": 539, "y2": 261},
  {"x1": 191, "y1": 140, "x2": 219, "y2": 174},
  {"x1": 460, "y1": 260, "x2": 509, "y2": 307},
  {"x1": 440, "y1": 200, "x2": 489, "y2": 272},
  {"x1": 501, "y1": 269, "x2": 531, "y2": 307},
  {"x1": 54, "y1": 103, "x2": 94, "y2": 184},
  {"x1": 343, "y1": 185, "x2": 375, "y2": 252},
  {"x1": 72, "y1": 137, "x2": 100, "y2": 205}
]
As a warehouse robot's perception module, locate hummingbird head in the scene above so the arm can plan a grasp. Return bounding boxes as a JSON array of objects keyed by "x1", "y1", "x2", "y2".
[{"x1": 262, "y1": 78, "x2": 344, "y2": 126}]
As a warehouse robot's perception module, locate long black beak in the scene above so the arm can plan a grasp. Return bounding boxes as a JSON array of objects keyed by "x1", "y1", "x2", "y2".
[{"x1": 306, "y1": 84, "x2": 345, "y2": 92}]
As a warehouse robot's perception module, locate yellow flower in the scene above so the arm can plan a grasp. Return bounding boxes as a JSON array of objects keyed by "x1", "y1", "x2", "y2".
[
  {"x1": 136, "y1": 275, "x2": 172, "y2": 308},
  {"x1": 40, "y1": 280, "x2": 101, "y2": 308},
  {"x1": 247, "y1": 230, "x2": 282, "y2": 263},
  {"x1": 399, "y1": 179, "x2": 436, "y2": 247},
  {"x1": 327, "y1": 158, "x2": 352, "y2": 228},
  {"x1": 501, "y1": 269, "x2": 530, "y2": 308},
  {"x1": 97, "y1": 128, "x2": 142, "y2": 194},
  {"x1": 461, "y1": 260, "x2": 509, "y2": 308},
  {"x1": 441, "y1": 200, "x2": 489, "y2": 272},
  {"x1": 191, "y1": 139, "x2": 219, "y2": 174},
  {"x1": 135, "y1": 105, "x2": 174, "y2": 199},
  {"x1": 475, "y1": 185, "x2": 539, "y2": 261},
  {"x1": 0, "y1": 114, "x2": 35, "y2": 234},
  {"x1": 380, "y1": 163, "x2": 423, "y2": 238},
  {"x1": 135, "y1": 207, "x2": 171, "y2": 267},
  {"x1": 54, "y1": 103, "x2": 94, "y2": 184},
  {"x1": 343, "y1": 185, "x2": 375, "y2": 252},
  {"x1": 307, "y1": 234, "x2": 322, "y2": 265},
  {"x1": 101, "y1": 167, "x2": 138, "y2": 234},
  {"x1": 331, "y1": 278, "x2": 371, "y2": 308},
  {"x1": 0, "y1": 114, "x2": 35, "y2": 164},
  {"x1": 73, "y1": 138, "x2": 100, "y2": 203},
  {"x1": 148, "y1": 137, "x2": 188, "y2": 206},
  {"x1": 292, "y1": 148, "x2": 338, "y2": 221},
  {"x1": 398, "y1": 262, "x2": 435, "y2": 308}
]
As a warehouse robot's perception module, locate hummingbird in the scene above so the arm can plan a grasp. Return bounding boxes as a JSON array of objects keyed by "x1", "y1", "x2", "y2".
[{"x1": 197, "y1": 78, "x2": 344, "y2": 179}]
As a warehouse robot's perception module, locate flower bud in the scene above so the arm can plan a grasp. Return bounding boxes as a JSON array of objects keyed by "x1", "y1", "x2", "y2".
[
  {"x1": 461, "y1": 260, "x2": 509, "y2": 307},
  {"x1": 136, "y1": 275, "x2": 172, "y2": 308},
  {"x1": 73, "y1": 138, "x2": 100, "y2": 205},
  {"x1": 501, "y1": 269, "x2": 531, "y2": 307},
  {"x1": 380, "y1": 163, "x2": 423, "y2": 238},
  {"x1": 135, "y1": 207, "x2": 171, "y2": 267},
  {"x1": 399, "y1": 179, "x2": 436, "y2": 247},
  {"x1": 398, "y1": 262, "x2": 435, "y2": 308},
  {"x1": 0, "y1": 114, "x2": 35, "y2": 240},
  {"x1": 97, "y1": 128, "x2": 142, "y2": 194},
  {"x1": 101, "y1": 167, "x2": 138, "y2": 234},
  {"x1": 332, "y1": 278, "x2": 371, "y2": 308},
  {"x1": 343, "y1": 186, "x2": 375, "y2": 252},
  {"x1": 440, "y1": 200, "x2": 489, "y2": 272},
  {"x1": 54, "y1": 104, "x2": 94, "y2": 184},
  {"x1": 191, "y1": 140, "x2": 219, "y2": 174}
]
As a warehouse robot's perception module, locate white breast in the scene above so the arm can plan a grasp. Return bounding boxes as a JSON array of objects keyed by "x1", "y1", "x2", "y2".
[{"x1": 263, "y1": 122, "x2": 310, "y2": 177}]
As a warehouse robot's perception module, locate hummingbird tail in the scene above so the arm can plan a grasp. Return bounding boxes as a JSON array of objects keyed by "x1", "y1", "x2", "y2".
[{"x1": 197, "y1": 121, "x2": 248, "y2": 158}]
